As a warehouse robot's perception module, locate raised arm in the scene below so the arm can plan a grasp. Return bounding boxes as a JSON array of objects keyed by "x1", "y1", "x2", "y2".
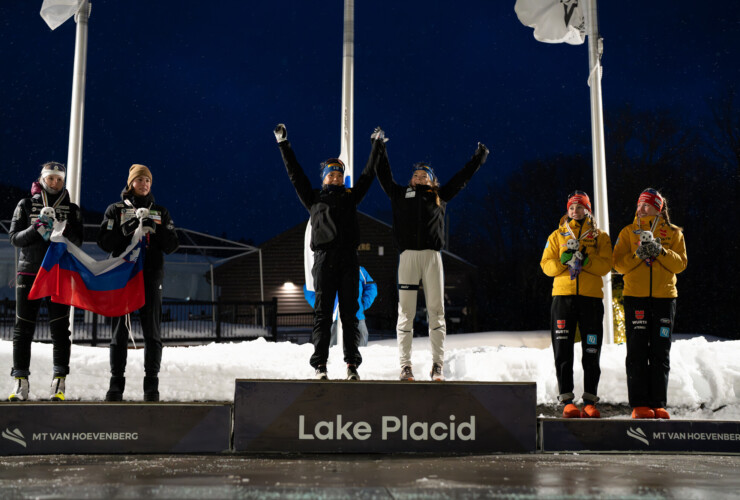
[
  {"x1": 352, "y1": 132, "x2": 388, "y2": 204},
  {"x1": 438, "y1": 142, "x2": 489, "y2": 202},
  {"x1": 275, "y1": 124, "x2": 315, "y2": 211},
  {"x1": 373, "y1": 130, "x2": 404, "y2": 199}
]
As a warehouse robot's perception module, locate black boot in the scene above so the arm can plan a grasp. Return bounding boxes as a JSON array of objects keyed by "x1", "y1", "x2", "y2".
[
  {"x1": 105, "y1": 376, "x2": 125, "y2": 402},
  {"x1": 143, "y1": 376, "x2": 159, "y2": 402}
]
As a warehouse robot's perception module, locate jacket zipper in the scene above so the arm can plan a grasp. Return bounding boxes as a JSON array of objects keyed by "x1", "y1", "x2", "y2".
[{"x1": 575, "y1": 222, "x2": 581, "y2": 296}]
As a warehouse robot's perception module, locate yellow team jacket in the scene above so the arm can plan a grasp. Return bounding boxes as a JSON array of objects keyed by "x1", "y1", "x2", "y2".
[
  {"x1": 612, "y1": 215, "x2": 687, "y2": 298},
  {"x1": 540, "y1": 216, "x2": 613, "y2": 298}
]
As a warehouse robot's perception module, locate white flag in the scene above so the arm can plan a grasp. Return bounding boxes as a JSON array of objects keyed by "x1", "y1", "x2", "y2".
[
  {"x1": 304, "y1": 220, "x2": 315, "y2": 292},
  {"x1": 40, "y1": 0, "x2": 82, "y2": 30},
  {"x1": 515, "y1": 0, "x2": 586, "y2": 45}
]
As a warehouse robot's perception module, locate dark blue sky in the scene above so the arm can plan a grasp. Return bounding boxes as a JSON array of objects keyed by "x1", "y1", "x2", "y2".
[{"x1": 1, "y1": 1, "x2": 737, "y2": 244}]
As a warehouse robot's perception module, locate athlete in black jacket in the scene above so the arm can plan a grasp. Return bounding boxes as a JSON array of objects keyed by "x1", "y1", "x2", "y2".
[
  {"x1": 97, "y1": 164, "x2": 179, "y2": 401},
  {"x1": 275, "y1": 123, "x2": 383, "y2": 380},
  {"x1": 8, "y1": 162, "x2": 83, "y2": 402},
  {"x1": 376, "y1": 137, "x2": 488, "y2": 381}
]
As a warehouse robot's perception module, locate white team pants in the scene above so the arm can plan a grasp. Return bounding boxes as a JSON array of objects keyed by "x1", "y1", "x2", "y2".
[{"x1": 396, "y1": 249, "x2": 446, "y2": 367}]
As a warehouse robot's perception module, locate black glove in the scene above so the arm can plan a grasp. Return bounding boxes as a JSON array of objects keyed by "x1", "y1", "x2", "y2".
[
  {"x1": 476, "y1": 142, "x2": 489, "y2": 164},
  {"x1": 274, "y1": 123, "x2": 287, "y2": 143},
  {"x1": 121, "y1": 217, "x2": 138, "y2": 236},
  {"x1": 141, "y1": 217, "x2": 156, "y2": 234}
]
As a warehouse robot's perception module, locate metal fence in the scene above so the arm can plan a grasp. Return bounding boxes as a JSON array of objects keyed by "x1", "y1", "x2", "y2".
[{"x1": 0, "y1": 298, "x2": 278, "y2": 345}]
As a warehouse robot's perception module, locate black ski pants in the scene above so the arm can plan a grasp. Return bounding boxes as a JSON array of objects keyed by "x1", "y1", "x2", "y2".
[
  {"x1": 624, "y1": 296, "x2": 676, "y2": 408},
  {"x1": 550, "y1": 295, "x2": 604, "y2": 402},
  {"x1": 109, "y1": 274, "x2": 163, "y2": 377},
  {"x1": 310, "y1": 248, "x2": 362, "y2": 369},
  {"x1": 11, "y1": 274, "x2": 72, "y2": 377}
]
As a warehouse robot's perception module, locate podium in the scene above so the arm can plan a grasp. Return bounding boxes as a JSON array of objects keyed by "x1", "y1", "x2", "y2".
[
  {"x1": 0, "y1": 403, "x2": 230, "y2": 455},
  {"x1": 233, "y1": 380, "x2": 537, "y2": 453}
]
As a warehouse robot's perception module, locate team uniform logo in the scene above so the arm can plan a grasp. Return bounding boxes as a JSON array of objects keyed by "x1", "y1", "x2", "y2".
[
  {"x1": 660, "y1": 327, "x2": 671, "y2": 338},
  {"x1": 635, "y1": 310, "x2": 645, "y2": 320},
  {"x1": 586, "y1": 335, "x2": 597, "y2": 345},
  {"x1": 557, "y1": 320, "x2": 566, "y2": 329}
]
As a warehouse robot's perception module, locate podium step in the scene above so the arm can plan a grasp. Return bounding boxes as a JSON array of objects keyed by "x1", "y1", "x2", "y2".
[
  {"x1": 0, "y1": 403, "x2": 231, "y2": 455},
  {"x1": 540, "y1": 418, "x2": 740, "y2": 453},
  {"x1": 234, "y1": 379, "x2": 537, "y2": 453}
]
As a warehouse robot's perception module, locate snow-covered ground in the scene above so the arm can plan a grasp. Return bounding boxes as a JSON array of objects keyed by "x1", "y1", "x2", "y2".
[{"x1": 2, "y1": 332, "x2": 738, "y2": 420}]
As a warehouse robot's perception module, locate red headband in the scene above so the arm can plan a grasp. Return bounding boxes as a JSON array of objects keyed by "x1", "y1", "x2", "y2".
[
  {"x1": 637, "y1": 191, "x2": 663, "y2": 211},
  {"x1": 566, "y1": 193, "x2": 592, "y2": 213}
]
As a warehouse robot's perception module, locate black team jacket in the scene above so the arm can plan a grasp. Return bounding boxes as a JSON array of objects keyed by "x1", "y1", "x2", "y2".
[
  {"x1": 376, "y1": 144, "x2": 487, "y2": 252},
  {"x1": 278, "y1": 139, "x2": 384, "y2": 252},
  {"x1": 97, "y1": 189, "x2": 179, "y2": 281}
]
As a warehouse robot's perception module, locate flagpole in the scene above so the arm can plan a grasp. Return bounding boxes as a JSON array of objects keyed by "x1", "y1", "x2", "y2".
[
  {"x1": 333, "y1": 0, "x2": 355, "y2": 354},
  {"x1": 339, "y1": 0, "x2": 354, "y2": 184},
  {"x1": 66, "y1": 0, "x2": 90, "y2": 205},
  {"x1": 585, "y1": 0, "x2": 614, "y2": 344},
  {"x1": 66, "y1": 0, "x2": 91, "y2": 338}
]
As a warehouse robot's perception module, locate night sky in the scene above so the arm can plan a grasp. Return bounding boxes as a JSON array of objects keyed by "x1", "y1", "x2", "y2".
[{"x1": 1, "y1": 1, "x2": 737, "y2": 244}]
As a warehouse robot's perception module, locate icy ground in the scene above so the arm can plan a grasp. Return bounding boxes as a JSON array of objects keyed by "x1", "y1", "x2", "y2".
[{"x1": 1, "y1": 332, "x2": 738, "y2": 419}]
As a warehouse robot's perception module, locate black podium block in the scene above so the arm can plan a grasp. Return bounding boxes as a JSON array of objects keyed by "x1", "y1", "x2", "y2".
[
  {"x1": 540, "y1": 418, "x2": 740, "y2": 453},
  {"x1": 233, "y1": 380, "x2": 536, "y2": 453},
  {"x1": 0, "y1": 403, "x2": 231, "y2": 455}
]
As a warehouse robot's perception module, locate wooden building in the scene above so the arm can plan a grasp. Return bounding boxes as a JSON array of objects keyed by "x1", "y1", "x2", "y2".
[{"x1": 212, "y1": 213, "x2": 478, "y2": 334}]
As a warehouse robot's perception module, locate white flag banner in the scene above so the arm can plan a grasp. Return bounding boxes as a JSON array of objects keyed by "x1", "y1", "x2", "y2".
[
  {"x1": 515, "y1": 0, "x2": 586, "y2": 45},
  {"x1": 40, "y1": 0, "x2": 82, "y2": 30},
  {"x1": 304, "y1": 220, "x2": 315, "y2": 292}
]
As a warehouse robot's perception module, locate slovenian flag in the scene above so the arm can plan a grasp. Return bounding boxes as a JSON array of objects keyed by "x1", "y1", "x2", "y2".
[{"x1": 29, "y1": 221, "x2": 146, "y2": 317}]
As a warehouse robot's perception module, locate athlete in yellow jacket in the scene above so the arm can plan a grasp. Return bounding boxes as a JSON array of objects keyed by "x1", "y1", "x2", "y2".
[
  {"x1": 613, "y1": 188, "x2": 687, "y2": 420},
  {"x1": 540, "y1": 191, "x2": 612, "y2": 419}
]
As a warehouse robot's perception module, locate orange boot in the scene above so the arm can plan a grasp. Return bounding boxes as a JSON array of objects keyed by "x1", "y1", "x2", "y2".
[
  {"x1": 653, "y1": 408, "x2": 670, "y2": 419},
  {"x1": 581, "y1": 404, "x2": 601, "y2": 418},
  {"x1": 562, "y1": 403, "x2": 581, "y2": 418},
  {"x1": 631, "y1": 406, "x2": 655, "y2": 419}
]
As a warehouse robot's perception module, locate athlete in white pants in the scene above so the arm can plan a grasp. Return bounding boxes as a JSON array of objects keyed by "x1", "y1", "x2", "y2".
[
  {"x1": 374, "y1": 129, "x2": 489, "y2": 381},
  {"x1": 397, "y1": 249, "x2": 446, "y2": 369}
]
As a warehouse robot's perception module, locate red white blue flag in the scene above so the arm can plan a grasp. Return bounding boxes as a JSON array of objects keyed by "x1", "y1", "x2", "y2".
[{"x1": 29, "y1": 222, "x2": 146, "y2": 317}]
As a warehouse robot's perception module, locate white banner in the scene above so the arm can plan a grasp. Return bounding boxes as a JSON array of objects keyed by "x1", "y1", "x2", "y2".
[
  {"x1": 40, "y1": 0, "x2": 82, "y2": 30},
  {"x1": 514, "y1": 0, "x2": 586, "y2": 45},
  {"x1": 304, "y1": 220, "x2": 314, "y2": 291}
]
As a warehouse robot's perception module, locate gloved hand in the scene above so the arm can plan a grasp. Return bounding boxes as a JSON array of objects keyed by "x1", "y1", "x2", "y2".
[
  {"x1": 121, "y1": 217, "x2": 138, "y2": 236},
  {"x1": 476, "y1": 142, "x2": 489, "y2": 164},
  {"x1": 560, "y1": 251, "x2": 574, "y2": 266},
  {"x1": 563, "y1": 251, "x2": 583, "y2": 280},
  {"x1": 635, "y1": 244, "x2": 651, "y2": 261},
  {"x1": 371, "y1": 126, "x2": 389, "y2": 143},
  {"x1": 141, "y1": 217, "x2": 156, "y2": 235},
  {"x1": 274, "y1": 123, "x2": 287, "y2": 143},
  {"x1": 33, "y1": 218, "x2": 51, "y2": 241},
  {"x1": 643, "y1": 240, "x2": 663, "y2": 258}
]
